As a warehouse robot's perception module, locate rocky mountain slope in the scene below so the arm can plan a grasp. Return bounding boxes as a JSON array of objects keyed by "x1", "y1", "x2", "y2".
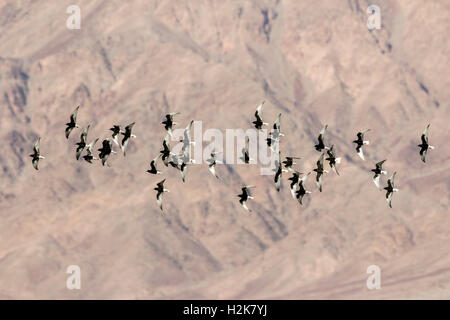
[{"x1": 0, "y1": 0, "x2": 449, "y2": 299}]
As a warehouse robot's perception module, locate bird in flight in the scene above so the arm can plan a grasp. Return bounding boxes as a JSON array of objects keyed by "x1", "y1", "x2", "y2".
[
  {"x1": 109, "y1": 125, "x2": 121, "y2": 147},
  {"x1": 206, "y1": 151, "x2": 222, "y2": 179},
  {"x1": 313, "y1": 153, "x2": 328, "y2": 192},
  {"x1": 147, "y1": 154, "x2": 162, "y2": 175},
  {"x1": 82, "y1": 138, "x2": 99, "y2": 164},
  {"x1": 238, "y1": 186, "x2": 255, "y2": 212},
  {"x1": 160, "y1": 134, "x2": 171, "y2": 167},
  {"x1": 288, "y1": 170, "x2": 301, "y2": 199},
  {"x1": 252, "y1": 101, "x2": 268, "y2": 131},
  {"x1": 314, "y1": 124, "x2": 328, "y2": 152},
  {"x1": 353, "y1": 129, "x2": 370, "y2": 160},
  {"x1": 120, "y1": 122, "x2": 136, "y2": 156},
  {"x1": 325, "y1": 145, "x2": 341, "y2": 175},
  {"x1": 295, "y1": 172, "x2": 312, "y2": 205},
  {"x1": 65, "y1": 106, "x2": 80, "y2": 139},
  {"x1": 371, "y1": 159, "x2": 387, "y2": 189},
  {"x1": 384, "y1": 171, "x2": 399, "y2": 208},
  {"x1": 282, "y1": 156, "x2": 301, "y2": 172},
  {"x1": 30, "y1": 137, "x2": 45, "y2": 170},
  {"x1": 162, "y1": 112, "x2": 180, "y2": 137},
  {"x1": 239, "y1": 136, "x2": 253, "y2": 164},
  {"x1": 75, "y1": 124, "x2": 91, "y2": 160},
  {"x1": 154, "y1": 179, "x2": 170, "y2": 211},
  {"x1": 274, "y1": 151, "x2": 288, "y2": 192},
  {"x1": 98, "y1": 138, "x2": 116, "y2": 166},
  {"x1": 418, "y1": 124, "x2": 434, "y2": 163}
]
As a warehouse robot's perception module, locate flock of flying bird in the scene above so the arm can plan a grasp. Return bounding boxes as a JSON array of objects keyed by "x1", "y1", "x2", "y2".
[{"x1": 30, "y1": 103, "x2": 435, "y2": 211}]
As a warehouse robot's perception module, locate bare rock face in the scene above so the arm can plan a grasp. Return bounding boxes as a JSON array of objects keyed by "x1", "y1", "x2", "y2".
[{"x1": 0, "y1": 0, "x2": 449, "y2": 299}]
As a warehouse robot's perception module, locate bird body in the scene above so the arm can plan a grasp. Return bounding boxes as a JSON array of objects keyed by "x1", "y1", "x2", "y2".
[
  {"x1": 295, "y1": 172, "x2": 311, "y2": 205},
  {"x1": 418, "y1": 124, "x2": 434, "y2": 162},
  {"x1": 160, "y1": 134, "x2": 171, "y2": 166},
  {"x1": 120, "y1": 122, "x2": 136, "y2": 156},
  {"x1": 238, "y1": 186, "x2": 255, "y2": 212},
  {"x1": 314, "y1": 125, "x2": 328, "y2": 152},
  {"x1": 30, "y1": 137, "x2": 45, "y2": 170},
  {"x1": 65, "y1": 106, "x2": 80, "y2": 139},
  {"x1": 206, "y1": 151, "x2": 221, "y2": 179},
  {"x1": 371, "y1": 159, "x2": 387, "y2": 189},
  {"x1": 162, "y1": 112, "x2": 180, "y2": 136},
  {"x1": 98, "y1": 138, "x2": 115, "y2": 166},
  {"x1": 353, "y1": 129, "x2": 370, "y2": 160},
  {"x1": 252, "y1": 101, "x2": 268, "y2": 130},
  {"x1": 325, "y1": 145, "x2": 340, "y2": 175},
  {"x1": 154, "y1": 179, "x2": 170, "y2": 211},
  {"x1": 313, "y1": 153, "x2": 328, "y2": 192},
  {"x1": 75, "y1": 125, "x2": 90, "y2": 160},
  {"x1": 147, "y1": 154, "x2": 162, "y2": 174},
  {"x1": 383, "y1": 171, "x2": 399, "y2": 208},
  {"x1": 282, "y1": 156, "x2": 301, "y2": 172}
]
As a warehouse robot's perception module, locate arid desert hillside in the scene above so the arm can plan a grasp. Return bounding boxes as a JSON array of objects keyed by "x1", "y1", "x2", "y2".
[{"x1": 0, "y1": 0, "x2": 449, "y2": 299}]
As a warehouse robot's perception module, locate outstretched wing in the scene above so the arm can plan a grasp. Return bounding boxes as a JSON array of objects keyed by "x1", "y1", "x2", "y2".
[
  {"x1": 373, "y1": 174, "x2": 380, "y2": 189},
  {"x1": 375, "y1": 159, "x2": 386, "y2": 170},
  {"x1": 80, "y1": 125, "x2": 90, "y2": 144},
  {"x1": 65, "y1": 126, "x2": 74, "y2": 139},
  {"x1": 125, "y1": 122, "x2": 135, "y2": 135},
  {"x1": 421, "y1": 124, "x2": 430, "y2": 144},
  {"x1": 32, "y1": 157, "x2": 39, "y2": 170},
  {"x1": 70, "y1": 106, "x2": 79, "y2": 124},
  {"x1": 33, "y1": 137, "x2": 40, "y2": 154},
  {"x1": 316, "y1": 172, "x2": 323, "y2": 192},
  {"x1": 357, "y1": 146, "x2": 365, "y2": 160},
  {"x1": 156, "y1": 192, "x2": 164, "y2": 211},
  {"x1": 386, "y1": 191, "x2": 393, "y2": 208}
]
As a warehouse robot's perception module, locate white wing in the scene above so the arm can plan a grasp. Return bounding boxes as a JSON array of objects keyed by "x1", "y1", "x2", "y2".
[
  {"x1": 357, "y1": 147, "x2": 365, "y2": 160},
  {"x1": 373, "y1": 175, "x2": 380, "y2": 189}
]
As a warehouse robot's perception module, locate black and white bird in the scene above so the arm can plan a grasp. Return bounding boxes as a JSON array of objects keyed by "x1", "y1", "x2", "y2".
[
  {"x1": 147, "y1": 154, "x2": 162, "y2": 175},
  {"x1": 98, "y1": 138, "x2": 116, "y2": 166},
  {"x1": 238, "y1": 186, "x2": 255, "y2": 212},
  {"x1": 314, "y1": 124, "x2": 328, "y2": 152},
  {"x1": 266, "y1": 131, "x2": 276, "y2": 152},
  {"x1": 154, "y1": 179, "x2": 170, "y2": 211},
  {"x1": 181, "y1": 120, "x2": 195, "y2": 159},
  {"x1": 252, "y1": 101, "x2": 268, "y2": 131},
  {"x1": 120, "y1": 122, "x2": 136, "y2": 156},
  {"x1": 239, "y1": 136, "x2": 253, "y2": 164},
  {"x1": 371, "y1": 159, "x2": 387, "y2": 189},
  {"x1": 160, "y1": 134, "x2": 171, "y2": 167},
  {"x1": 162, "y1": 112, "x2": 180, "y2": 137},
  {"x1": 206, "y1": 151, "x2": 222, "y2": 179},
  {"x1": 288, "y1": 170, "x2": 301, "y2": 199},
  {"x1": 82, "y1": 138, "x2": 99, "y2": 164},
  {"x1": 75, "y1": 125, "x2": 90, "y2": 160},
  {"x1": 295, "y1": 172, "x2": 312, "y2": 205},
  {"x1": 353, "y1": 129, "x2": 370, "y2": 160},
  {"x1": 282, "y1": 156, "x2": 301, "y2": 172},
  {"x1": 109, "y1": 125, "x2": 121, "y2": 146},
  {"x1": 178, "y1": 151, "x2": 195, "y2": 182},
  {"x1": 271, "y1": 113, "x2": 284, "y2": 141},
  {"x1": 274, "y1": 151, "x2": 288, "y2": 192},
  {"x1": 418, "y1": 124, "x2": 434, "y2": 163},
  {"x1": 325, "y1": 145, "x2": 341, "y2": 175},
  {"x1": 384, "y1": 171, "x2": 399, "y2": 208},
  {"x1": 313, "y1": 153, "x2": 328, "y2": 192},
  {"x1": 30, "y1": 137, "x2": 45, "y2": 170},
  {"x1": 65, "y1": 106, "x2": 80, "y2": 139}
]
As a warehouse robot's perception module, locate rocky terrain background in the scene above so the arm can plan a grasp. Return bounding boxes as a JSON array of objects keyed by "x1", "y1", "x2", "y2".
[{"x1": 0, "y1": 0, "x2": 449, "y2": 299}]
